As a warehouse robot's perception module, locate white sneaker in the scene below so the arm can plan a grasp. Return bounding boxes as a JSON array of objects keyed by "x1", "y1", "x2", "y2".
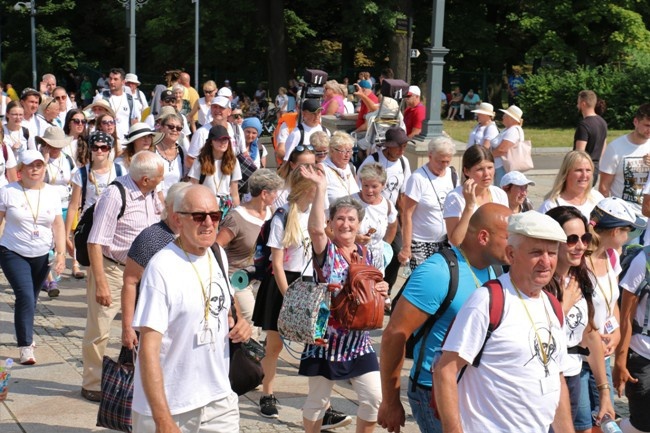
[{"x1": 19, "y1": 344, "x2": 36, "y2": 365}]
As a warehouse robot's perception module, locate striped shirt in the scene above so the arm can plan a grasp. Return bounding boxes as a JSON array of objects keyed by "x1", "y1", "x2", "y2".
[{"x1": 88, "y1": 175, "x2": 163, "y2": 264}]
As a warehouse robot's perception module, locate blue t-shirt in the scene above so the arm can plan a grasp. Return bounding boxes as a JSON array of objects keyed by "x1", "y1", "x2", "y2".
[{"x1": 403, "y1": 246, "x2": 497, "y2": 387}]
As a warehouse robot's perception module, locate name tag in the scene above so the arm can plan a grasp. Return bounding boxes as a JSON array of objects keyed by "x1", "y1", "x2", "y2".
[
  {"x1": 540, "y1": 375, "x2": 560, "y2": 395},
  {"x1": 604, "y1": 316, "x2": 619, "y2": 334}
]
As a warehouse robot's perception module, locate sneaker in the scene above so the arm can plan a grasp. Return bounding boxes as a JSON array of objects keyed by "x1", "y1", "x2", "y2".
[
  {"x1": 47, "y1": 281, "x2": 60, "y2": 298},
  {"x1": 321, "y1": 406, "x2": 352, "y2": 430},
  {"x1": 259, "y1": 394, "x2": 279, "y2": 418},
  {"x1": 19, "y1": 344, "x2": 36, "y2": 365}
]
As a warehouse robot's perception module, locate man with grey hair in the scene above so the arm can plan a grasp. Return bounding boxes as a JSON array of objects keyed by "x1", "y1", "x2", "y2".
[
  {"x1": 40, "y1": 73, "x2": 56, "y2": 97},
  {"x1": 398, "y1": 135, "x2": 458, "y2": 269},
  {"x1": 132, "y1": 184, "x2": 251, "y2": 432},
  {"x1": 81, "y1": 151, "x2": 165, "y2": 401},
  {"x1": 434, "y1": 211, "x2": 575, "y2": 433}
]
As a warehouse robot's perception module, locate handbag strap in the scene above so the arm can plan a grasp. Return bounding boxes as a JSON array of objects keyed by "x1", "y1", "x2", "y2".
[{"x1": 210, "y1": 243, "x2": 239, "y2": 325}]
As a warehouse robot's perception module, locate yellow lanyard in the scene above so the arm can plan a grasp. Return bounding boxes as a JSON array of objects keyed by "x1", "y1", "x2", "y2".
[
  {"x1": 589, "y1": 255, "x2": 613, "y2": 317},
  {"x1": 21, "y1": 183, "x2": 41, "y2": 225},
  {"x1": 178, "y1": 238, "x2": 213, "y2": 325},
  {"x1": 90, "y1": 164, "x2": 113, "y2": 196},
  {"x1": 457, "y1": 247, "x2": 481, "y2": 288},
  {"x1": 512, "y1": 281, "x2": 553, "y2": 376},
  {"x1": 46, "y1": 157, "x2": 63, "y2": 184}
]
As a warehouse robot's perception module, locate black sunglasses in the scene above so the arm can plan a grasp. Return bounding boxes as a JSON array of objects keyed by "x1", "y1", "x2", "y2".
[
  {"x1": 91, "y1": 144, "x2": 111, "y2": 152},
  {"x1": 232, "y1": 114, "x2": 243, "y2": 119},
  {"x1": 294, "y1": 145, "x2": 315, "y2": 153},
  {"x1": 71, "y1": 118, "x2": 87, "y2": 125},
  {"x1": 165, "y1": 124, "x2": 183, "y2": 132},
  {"x1": 163, "y1": 98, "x2": 177, "y2": 103},
  {"x1": 566, "y1": 233, "x2": 592, "y2": 247},
  {"x1": 178, "y1": 211, "x2": 222, "y2": 223}
]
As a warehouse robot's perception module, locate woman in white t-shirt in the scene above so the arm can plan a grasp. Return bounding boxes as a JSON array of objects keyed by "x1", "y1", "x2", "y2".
[
  {"x1": 0, "y1": 127, "x2": 18, "y2": 188},
  {"x1": 153, "y1": 114, "x2": 184, "y2": 197},
  {"x1": 538, "y1": 151, "x2": 604, "y2": 220},
  {"x1": 3, "y1": 101, "x2": 36, "y2": 162},
  {"x1": 188, "y1": 124, "x2": 242, "y2": 216},
  {"x1": 0, "y1": 150, "x2": 66, "y2": 365},
  {"x1": 322, "y1": 131, "x2": 359, "y2": 204},
  {"x1": 581, "y1": 197, "x2": 645, "y2": 427},
  {"x1": 63, "y1": 109, "x2": 88, "y2": 167},
  {"x1": 188, "y1": 80, "x2": 216, "y2": 128},
  {"x1": 251, "y1": 167, "x2": 317, "y2": 417},
  {"x1": 444, "y1": 145, "x2": 508, "y2": 246},
  {"x1": 65, "y1": 131, "x2": 123, "y2": 276},
  {"x1": 467, "y1": 102, "x2": 499, "y2": 148},
  {"x1": 545, "y1": 206, "x2": 615, "y2": 429},
  {"x1": 489, "y1": 104, "x2": 524, "y2": 186}
]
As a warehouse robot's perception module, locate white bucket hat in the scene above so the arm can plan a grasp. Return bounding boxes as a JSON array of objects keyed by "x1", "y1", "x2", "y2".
[
  {"x1": 125, "y1": 73, "x2": 141, "y2": 85},
  {"x1": 499, "y1": 105, "x2": 523, "y2": 123},
  {"x1": 472, "y1": 102, "x2": 496, "y2": 117}
]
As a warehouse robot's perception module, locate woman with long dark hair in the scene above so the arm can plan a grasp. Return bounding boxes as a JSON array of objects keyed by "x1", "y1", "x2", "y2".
[{"x1": 63, "y1": 109, "x2": 88, "y2": 167}]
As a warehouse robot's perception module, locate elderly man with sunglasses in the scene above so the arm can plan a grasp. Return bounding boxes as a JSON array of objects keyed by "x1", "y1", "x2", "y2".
[
  {"x1": 132, "y1": 184, "x2": 251, "y2": 433},
  {"x1": 80, "y1": 151, "x2": 165, "y2": 402}
]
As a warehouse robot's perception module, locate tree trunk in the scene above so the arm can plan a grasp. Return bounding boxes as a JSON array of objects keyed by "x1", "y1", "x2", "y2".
[{"x1": 259, "y1": 0, "x2": 288, "y2": 97}]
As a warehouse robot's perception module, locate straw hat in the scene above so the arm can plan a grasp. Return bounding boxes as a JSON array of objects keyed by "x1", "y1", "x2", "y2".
[
  {"x1": 471, "y1": 102, "x2": 496, "y2": 117},
  {"x1": 87, "y1": 99, "x2": 116, "y2": 118},
  {"x1": 499, "y1": 105, "x2": 523, "y2": 123},
  {"x1": 35, "y1": 127, "x2": 72, "y2": 149},
  {"x1": 125, "y1": 123, "x2": 161, "y2": 145}
]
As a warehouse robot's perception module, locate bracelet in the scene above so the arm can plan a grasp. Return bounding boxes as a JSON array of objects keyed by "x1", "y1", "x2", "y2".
[
  {"x1": 55, "y1": 251, "x2": 65, "y2": 256},
  {"x1": 597, "y1": 383, "x2": 610, "y2": 391}
]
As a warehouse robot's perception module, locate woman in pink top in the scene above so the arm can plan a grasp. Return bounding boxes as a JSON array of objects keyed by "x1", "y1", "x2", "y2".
[{"x1": 321, "y1": 80, "x2": 346, "y2": 116}]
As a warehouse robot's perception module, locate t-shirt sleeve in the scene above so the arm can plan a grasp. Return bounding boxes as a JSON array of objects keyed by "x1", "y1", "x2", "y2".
[
  {"x1": 414, "y1": 106, "x2": 426, "y2": 129},
  {"x1": 188, "y1": 159, "x2": 201, "y2": 181},
  {"x1": 133, "y1": 263, "x2": 170, "y2": 334},
  {"x1": 537, "y1": 199, "x2": 555, "y2": 214},
  {"x1": 599, "y1": 142, "x2": 619, "y2": 175},
  {"x1": 404, "y1": 171, "x2": 423, "y2": 202},
  {"x1": 441, "y1": 287, "x2": 491, "y2": 364},
  {"x1": 620, "y1": 250, "x2": 647, "y2": 295},
  {"x1": 388, "y1": 200, "x2": 398, "y2": 224},
  {"x1": 574, "y1": 120, "x2": 589, "y2": 143},
  {"x1": 219, "y1": 212, "x2": 240, "y2": 239},
  {"x1": 266, "y1": 212, "x2": 286, "y2": 250},
  {"x1": 5, "y1": 147, "x2": 17, "y2": 169},
  {"x1": 402, "y1": 257, "x2": 450, "y2": 315},
  {"x1": 442, "y1": 190, "x2": 463, "y2": 219},
  {"x1": 231, "y1": 160, "x2": 242, "y2": 182}
]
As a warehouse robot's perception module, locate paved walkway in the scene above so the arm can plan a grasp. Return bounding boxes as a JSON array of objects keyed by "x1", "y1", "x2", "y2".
[{"x1": 0, "y1": 149, "x2": 630, "y2": 432}]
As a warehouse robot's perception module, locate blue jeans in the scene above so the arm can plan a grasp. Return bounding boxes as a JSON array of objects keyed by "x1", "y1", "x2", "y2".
[
  {"x1": 575, "y1": 359, "x2": 616, "y2": 430},
  {"x1": 407, "y1": 379, "x2": 442, "y2": 433},
  {"x1": 0, "y1": 246, "x2": 50, "y2": 347}
]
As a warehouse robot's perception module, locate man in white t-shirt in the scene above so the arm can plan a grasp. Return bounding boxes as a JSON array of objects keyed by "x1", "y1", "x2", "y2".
[
  {"x1": 124, "y1": 73, "x2": 149, "y2": 117},
  {"x1": 434, "y1": 211, "x2": 574, "y2": 433},
  {"x1": 186, "y1": 96, "x2": 245, "y2": 170},
  {"x1": 599, "y1": 103, "x2": 650, "y2": 216},
  {"x1": 281, "y1": 99, "x2": 326, "y2": 162},
  {"x1": 94, "y1": 68, "x2": 139, "y2": 141},
  {"x1": 132, "y1": 184, "x2": 251, "y2": 432},
  {"x1": 20, "y1": 87, "x2": 41, "y2": 139}
]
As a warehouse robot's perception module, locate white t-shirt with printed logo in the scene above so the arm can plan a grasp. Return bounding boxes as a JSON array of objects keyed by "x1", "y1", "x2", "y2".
[
  {"x1": 357, "y1": 150, "x2": 412, "y2": 206},
  {"x1": 266, "y1": 204, "x2": 313, "y2": 275},
  {"x1": 132, "y1": 243, "x2": 233, "y2": 416},
  {"x1": 619, "y1": 249, "x2": 650, "y2": 359},
  {"x1": 354, "y1": 193, "x2": 397, "y2": 273},
  {"x1": 564, "y1": 294, "x2": 588, "y2": 377}
]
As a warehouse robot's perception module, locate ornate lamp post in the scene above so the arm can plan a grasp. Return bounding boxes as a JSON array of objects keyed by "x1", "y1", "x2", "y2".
[
  {"x1": 116, "y1": 0, "x2": 149, "y2": 74},
  {"x1": 13, "y1": 1, "x2": 37, "y2": 88}
]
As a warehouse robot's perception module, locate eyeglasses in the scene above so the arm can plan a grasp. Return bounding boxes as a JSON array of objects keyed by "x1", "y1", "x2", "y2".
[
  {"x1": 71, "y1": 118, "x2": 87, "y2": 125},
  {"x1": 566, "y1": 233, "x2": 593, "y2": 247},
  {"x1": 178, "y1": 211, "x2": 222, "y2": 224},
  {"x1": 163, "y1": 98, "x2": 177, "y2": 103},
  {"x1": 331, "y1": 148, "x2": 352, "y2": 155},
  {"x1": 165, "y1": 124, "x2": 183, "y2": 132},
  {"x1": 101, "y1": 120, "x2": 115, "y2": 126},
  {"x1": 54, "y1": 95, "x2": 67, "y2": 101},
  {"x1": 294, "y1": 145, "x2": 315, "y2": 153},
  {"x1": 315, "y1": 150, "x2": 328, "y2": 157},
  {"x1": 91, "y1": 144, "x2": 111, "y2": 153},
  {"x1": 232, "y1": 114, "x2": 243, "y2": 119}
]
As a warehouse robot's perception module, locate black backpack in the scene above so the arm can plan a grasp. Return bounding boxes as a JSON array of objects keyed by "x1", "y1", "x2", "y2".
[
  {"x1": 74, "y1": 181, "x2": 126, "y2": 266},
  {"x1": 252, "y1": 207, "x2": 288, "y2": 281}
]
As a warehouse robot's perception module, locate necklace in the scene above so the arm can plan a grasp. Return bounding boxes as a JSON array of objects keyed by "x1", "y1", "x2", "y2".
[
  {"x1": 512, "y1": 280, "x2": 553, "y2": 377},
  {"x1": 156, "y1": 144, "x2": 178, "y2": 171},
  {"x1": 177, "y1": 237, "x2": 213, "y2": 326}
]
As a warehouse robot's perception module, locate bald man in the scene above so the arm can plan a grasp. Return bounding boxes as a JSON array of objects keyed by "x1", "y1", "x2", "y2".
[{"x1": 378, "y1": 203, "x2": 512, "y2": 433}]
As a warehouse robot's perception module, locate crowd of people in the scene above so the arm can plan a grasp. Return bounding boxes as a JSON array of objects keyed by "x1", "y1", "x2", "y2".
[{"x1": 1, "y1": 66, "x2": 649, "y2": 433}]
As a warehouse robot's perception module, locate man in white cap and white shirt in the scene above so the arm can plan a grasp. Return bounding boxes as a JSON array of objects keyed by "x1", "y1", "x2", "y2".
[
  {"x1": 281, "y1": 99, "x2": 328, "y2": 162},
  {"x1": 185, "y1": 95, "x2": 245, "y2": 170},
  {"x1": 404, "y1": 85, "x2": 425, "y2": 138},
  {"x1": 124, "y1": 73, "x2": 149, "y2": 116},
  {"x1": 434, "y1": 211, "x2": 575, "y2": 433}
]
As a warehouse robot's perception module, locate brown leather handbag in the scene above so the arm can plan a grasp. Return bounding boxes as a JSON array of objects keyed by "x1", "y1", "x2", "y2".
[{"x1": 330, "y1": 245, "x2": 385, "y2": 331}]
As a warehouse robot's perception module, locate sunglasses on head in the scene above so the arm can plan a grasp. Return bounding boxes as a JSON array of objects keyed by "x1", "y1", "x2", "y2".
[
  {"x1": 91, "y1": 144, "x2": 111, "y2": 152},
  {"x1": 178, "y1": 211, "x2": 222, "y2": 223},
  {"x1": 71, "y1": 118, "x2": 87, "y2": 125},
  {"x1": 294, "y1": 145, "x2": 315, "y2": 153},
  {"x1": 101, "y1": 119, "x2": 115, "y2": 126},
  {"x1": 165, "y1": 124, "x2": 183, "y2": 132},
  {"x1": 566, "y1": 233, "x2": 592, "y2": 247}
]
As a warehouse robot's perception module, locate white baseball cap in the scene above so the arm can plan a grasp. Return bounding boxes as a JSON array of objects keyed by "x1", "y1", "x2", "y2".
[
  {"x1": 217, "y1": 87, "x2": 232, "y2": 98},
  {"x1": 407, "y1": 85, "x2": 421, "y2": 97},
  {"x1": 500, "y1": 171, "x2": 536, "y2": 188}
]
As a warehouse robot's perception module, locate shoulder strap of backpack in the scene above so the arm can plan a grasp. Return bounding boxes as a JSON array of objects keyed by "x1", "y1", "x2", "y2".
[
  {"x1": 450, "y1": 166, "x2": 458, "y2": 188},
  {"x1": 109, "y1": 180, "x2": 127, "y2": 219},
  {"x1": 126, "y1": 93, "x2": 134, "y2": 119},
  {"x1": 298, "y1": 123, "x2": 305, "y2": 145},
  {"x1": 64, "y1": 153, "x2": 75, "y2": 171},
  {"x1": 22, "y1": 126, "x2": 29, "y2": 141},
  {"x1": 410, "y1": 247, "x2": 459, "y2": 392},
  {"x1": 542, "y1": 289, "x2": 564, "y2": 327},
  {"x1": 400, "y1": 156, "x2": 406, "y2": 173},
  {"x1": 1, "y1": 142, "x2": 7, "y2": 163},
  {"x1": 80, "y1": 165, "x2": 88, "y2": 210},
  {"x1": 471, "y1": 279, "x2": 505, "y2": 367},
  {"x1": 199, "y1": 173, "x2": 206, "y2": 185},
  {"x1": 372, "y1": 152, "x2": 379, "y2": 163},
  {"x1": 606, "y1": 248, "x2": 617, "y2": 269},
  {"x1": 114, "y1": 162, "x2": 123, "y2": 177}
]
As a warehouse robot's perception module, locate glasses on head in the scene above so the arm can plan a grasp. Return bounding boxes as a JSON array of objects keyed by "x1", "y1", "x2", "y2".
[
  {"x1": 101, "y1": 119, "x2": 115, "y2": 126},
  {"x1": 566, "y1": 233, "x2": 593, "y2": 247},
  {"x1": 54, "y1": 95, "x2": 67, "y2": 101},
  {"x1": 232, "y1": 114, "x2": 243, "y2": 119},
  {"x1": 178, "y1": 211, "x2": 222, "y2": 224},
  {"x1": 294, "y1": 145, "x2": 315, "y2": 153},
  {"x1": 71, "y1": 118, "x2": 87, "y2": 125},
  {"x1": 45, "y1": 99, "x2": 57, "y2": 110},
  {"x1": 165, "y1": 124, "x2": 183, "y2": 132},
  {"x1": 331, "y1": 147, "x2": 352, "y2": 155},
  {"x1": 163, "y1": 98, "x2": 177, "y2": 103},
  {"x1": 91, "y1": 144, "x2": 111, "y2": 153}
]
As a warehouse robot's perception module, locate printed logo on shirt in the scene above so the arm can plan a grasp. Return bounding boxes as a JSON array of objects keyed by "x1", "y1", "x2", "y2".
[
  {"x1": 622, "y1": 156, "x2": 649, "y2": 205},
  {"x1": 523, "y1": 322, "x2": 559, "y2": 377},
  {"x1": 566, "y1": 304, "x2": 585, "y2": 340}
]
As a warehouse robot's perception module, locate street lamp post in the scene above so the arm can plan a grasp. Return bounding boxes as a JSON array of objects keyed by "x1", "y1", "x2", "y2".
[
  {"x1": 420, "y1": 0, "x2": 449, "y2": 139},
  {"x1": 116, "y1": 0, "x2": 148, "y2": 74},
  {"x1": 193, "y1": 0, "x2": 199, "y2": 89},
  {"x1": 14, "y1": 1, "x2": 37, "y2": 88}
]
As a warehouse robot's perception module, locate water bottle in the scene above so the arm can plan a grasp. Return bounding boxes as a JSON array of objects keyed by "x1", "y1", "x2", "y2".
[
  {"x1": 400, "y1": 264, "x2": 412, "y2": 278},
  {"x1": 0, "y1": 358, "x2": 13, "y2": 393},
  {"x1": 599, "y1": 414, "x2": 622, "y2": 433}
]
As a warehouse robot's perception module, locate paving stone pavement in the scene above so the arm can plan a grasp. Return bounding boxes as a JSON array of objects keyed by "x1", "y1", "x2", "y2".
[{"x1": 0, "y1": 151, "x2": 631, "y2": 431}]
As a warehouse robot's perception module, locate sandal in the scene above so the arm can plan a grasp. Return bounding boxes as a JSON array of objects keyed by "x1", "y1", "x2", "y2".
[{"x1": 72, "y1": 263, "x2": 86, "y2": 279}]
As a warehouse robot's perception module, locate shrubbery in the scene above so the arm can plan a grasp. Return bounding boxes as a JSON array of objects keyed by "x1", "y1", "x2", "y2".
[{"x1": 518, "y1": 64, "x2": 650, "y2": 129}]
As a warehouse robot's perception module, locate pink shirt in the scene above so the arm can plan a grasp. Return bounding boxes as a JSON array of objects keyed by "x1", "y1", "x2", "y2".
[
  {"x1": 321, "y1": 95, "x2": 345, "y2": 115},
  {"x1": 88, "y1": 175, "x2": 163, "y2": 264}
]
